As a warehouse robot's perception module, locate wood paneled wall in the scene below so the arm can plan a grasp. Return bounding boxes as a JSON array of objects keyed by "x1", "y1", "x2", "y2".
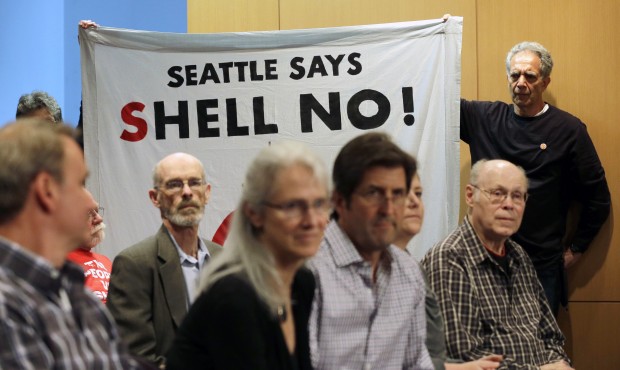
[{"x1": 188, "y1": 0, "x2": 619, "y2": 367}]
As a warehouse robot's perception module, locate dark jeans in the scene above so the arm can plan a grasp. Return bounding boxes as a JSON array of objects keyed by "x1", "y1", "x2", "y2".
[{"x1": 535, "y1": 260, "x2": 567, "y2": 316}]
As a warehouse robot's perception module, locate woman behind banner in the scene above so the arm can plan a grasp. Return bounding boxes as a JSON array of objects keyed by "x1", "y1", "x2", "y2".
[{"x1": 166, "y1": 141, "x2": 330, "y2": 370}]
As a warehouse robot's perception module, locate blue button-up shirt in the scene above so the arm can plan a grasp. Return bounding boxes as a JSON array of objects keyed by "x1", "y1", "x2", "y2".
[
  {"x1": 168, "y1": 231, "x2": 210, "y2": 305},
  {"x1": 308, "y1": 221, "x2": 433, "y2": 369}
]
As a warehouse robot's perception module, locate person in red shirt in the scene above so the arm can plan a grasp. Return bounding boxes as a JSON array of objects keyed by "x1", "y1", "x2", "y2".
[{"x1": 67, "y1": 199, "x2": 112, "y2": 303}]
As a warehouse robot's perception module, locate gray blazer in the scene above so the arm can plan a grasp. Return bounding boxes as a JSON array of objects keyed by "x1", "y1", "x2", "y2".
[{"x1": 107, "y1": 225, "x2": 222, "y2": 366}]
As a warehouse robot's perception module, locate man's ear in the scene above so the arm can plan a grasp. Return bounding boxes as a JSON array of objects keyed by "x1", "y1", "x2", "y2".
[
  {"x1": 203, "y1": 183, "x2": 212, "y2": 204},
  {"x1": 465, "y1": 184, "x2": 475, "y2": 208},
  {"x1": 542, "y1": 76, "x2": 551, "y2": 90},
  {"x1": 332, "y1": 191, "x2": 347, "y2": 215},
  {"x1": 32, "y1": 172, "x2": 59, "y2": 213},
  {"x1": 148, "y1": 188, "x2": 160, "y2": 208}
]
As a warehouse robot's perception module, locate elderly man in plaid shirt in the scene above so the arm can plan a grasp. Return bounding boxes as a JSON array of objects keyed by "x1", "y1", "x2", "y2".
[{"x1": 422, "y1": 159, "x2": 572, "y2": 370}]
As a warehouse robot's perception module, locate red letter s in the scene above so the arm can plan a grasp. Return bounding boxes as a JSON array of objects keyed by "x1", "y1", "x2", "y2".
[{"x1": 120, "y1": 102, "x2": 148, "y2": 142}]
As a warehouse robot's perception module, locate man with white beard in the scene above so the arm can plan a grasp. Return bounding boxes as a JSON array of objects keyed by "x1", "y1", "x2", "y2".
[
  {"x1": 66, "y1": 197, "x2": 111, "y2": 303},
  {"x1": 107, "y1": 153, "x2": 223, "y2": 368}
]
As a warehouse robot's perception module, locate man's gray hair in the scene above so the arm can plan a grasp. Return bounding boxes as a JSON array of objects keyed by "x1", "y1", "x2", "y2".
[
  {"x1": 469, "y1": 159, "x2": 488, "y2": 187},
  {"x1": 506, "y1": 41, "x2": 554, "y2": 79},
  {"x1": 199, "y1": 140, "x2": 329, "y2": 316},
  {"x1": 16, "y1": 90, "x2": 63, "y2": 123}
]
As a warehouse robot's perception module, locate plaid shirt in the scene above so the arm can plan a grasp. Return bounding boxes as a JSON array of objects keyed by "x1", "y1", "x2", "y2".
[
  {"x1": 0, "y1": 237, "x2": 138, "y2": 370},
  {"x1": 421, "y1": 218, "x2": 569, "y2": 369},
  {"x1": 308, "y1": 221, "x2": 433, "y2": 370}
]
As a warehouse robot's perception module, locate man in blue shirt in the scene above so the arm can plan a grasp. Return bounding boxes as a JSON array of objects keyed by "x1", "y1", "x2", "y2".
[{"x1": 308, "y1": 132, "x2": 433, "y2": 370}]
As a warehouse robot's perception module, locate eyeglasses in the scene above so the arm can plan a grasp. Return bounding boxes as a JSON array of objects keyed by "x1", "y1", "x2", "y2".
[
  {"x1": 155, "y1": 178, "x2": 205, "y2": 193},
  {"x1": 88, "y1": 206, "x2": 104, "y2": 218},
  {"x1": 471, "y1": 184, "x2": 528, "y2": 205},
  {"x1": 355, "y1": 187, "x2": 407, "y2": 207},
  {"x1": 263, "y1": 198, "x2": 331, "y2": 219}
]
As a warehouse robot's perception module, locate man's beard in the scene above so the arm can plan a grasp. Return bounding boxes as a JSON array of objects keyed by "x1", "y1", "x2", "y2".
[
  {"x1": 163, "y1": 201, "x2": 204, "y2": 227},
  {"x1": 86, "y1": 222, "x2": 106, "y2": 249}
]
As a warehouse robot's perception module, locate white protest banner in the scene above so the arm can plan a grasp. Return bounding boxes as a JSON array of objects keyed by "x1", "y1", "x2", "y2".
[{"x1": 80, "y1": 17, "x2": 462, "y2": 260}]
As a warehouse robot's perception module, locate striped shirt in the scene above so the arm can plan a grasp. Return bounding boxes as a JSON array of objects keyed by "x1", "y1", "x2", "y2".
[
  {"x1": 421, "y1": 218, "x2": 569, "y2": 369},
  {"x1": 308, "y1": 221, "x2": 433, "y2": 370},
  {"x1": 0, "y1": 237, "x2": 138, "y2": 370}
]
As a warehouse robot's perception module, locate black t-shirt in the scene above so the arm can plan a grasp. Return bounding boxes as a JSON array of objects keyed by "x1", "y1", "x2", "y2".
[{"x1": 461, "y1": 99, "x2": 610, "y2": 269}]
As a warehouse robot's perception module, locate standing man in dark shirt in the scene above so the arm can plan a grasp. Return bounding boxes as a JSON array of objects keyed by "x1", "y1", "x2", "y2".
[{"x1": 460, "y1": 41, "x2": 611, "y2": 314}]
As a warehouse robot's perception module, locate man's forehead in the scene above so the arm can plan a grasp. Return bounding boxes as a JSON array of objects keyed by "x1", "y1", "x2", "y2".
[
  {"x1": 158, "y1": 157, "x2": 204, "y2": 180},
  {"x1": 480, "y1": 167, "x2": 527, "y2": 190},
  {"x1": 511, "y1": 51, "x2": 541, "y2": 69},
  {"x1": 483, "y1": 181, "x2": 527, "y2": 191},
  {"x1": 159, "y1": 167, "x2": 204, "y2": 181},
  {"x1": 358, "y1": 166, "x2": 407, "y2": 188},
  {"x1": 62, "y1": 136, "x2": 87, "y2": 172}
]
